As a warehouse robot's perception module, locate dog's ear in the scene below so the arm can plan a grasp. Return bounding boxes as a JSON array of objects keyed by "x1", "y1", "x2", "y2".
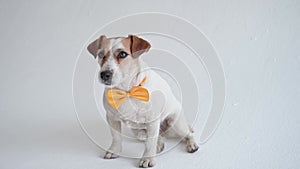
[
  {"x1": 87, "y1": 35, "x2": 107, "y2": 58},
  {"x1": 129, "y1": 35, "x2": 151, "y2": 58}
]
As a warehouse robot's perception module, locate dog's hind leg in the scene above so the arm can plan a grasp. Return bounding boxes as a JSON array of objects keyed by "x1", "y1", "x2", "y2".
[{"x1": 171, "y1": 111, "x2": 199, "y2": 153}]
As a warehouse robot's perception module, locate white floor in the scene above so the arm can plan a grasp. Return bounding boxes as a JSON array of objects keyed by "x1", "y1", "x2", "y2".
[{"x1": 0, "y1": 0, "x2": 300, "y2": 169}]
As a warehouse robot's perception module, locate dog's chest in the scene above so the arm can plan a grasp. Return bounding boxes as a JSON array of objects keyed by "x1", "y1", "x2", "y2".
[{"x1": 113, "y1": 98, "x2": 152, "y2": 129}]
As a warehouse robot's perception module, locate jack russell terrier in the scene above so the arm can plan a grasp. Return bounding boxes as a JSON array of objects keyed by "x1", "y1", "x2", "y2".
[{"x1": 87, "y1": 35, "x2": 199, "y2": 168}]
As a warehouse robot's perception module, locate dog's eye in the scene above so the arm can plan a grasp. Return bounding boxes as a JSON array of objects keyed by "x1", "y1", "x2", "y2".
[
  {"x1": 98, "y1": 51, "x2": 105, "y2": 59},
  {"x1": 117, "y1": 51, "x2": 128, "y2": 59}
]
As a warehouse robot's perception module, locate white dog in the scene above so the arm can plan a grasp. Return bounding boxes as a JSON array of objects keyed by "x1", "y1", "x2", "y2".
[{"x1": 87, "y1": 35, "x2": 199, "y2": 168}]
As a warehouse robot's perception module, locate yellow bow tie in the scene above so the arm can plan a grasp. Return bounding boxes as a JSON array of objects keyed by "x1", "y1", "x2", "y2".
[{"x1": 106, "y1": 77, "x2": 149, "y2": 110}]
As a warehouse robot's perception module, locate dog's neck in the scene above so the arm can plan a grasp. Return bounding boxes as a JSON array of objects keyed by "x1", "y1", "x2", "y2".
[{"x1": 113, "y1": 59, "x2": 148, "y2": 91}]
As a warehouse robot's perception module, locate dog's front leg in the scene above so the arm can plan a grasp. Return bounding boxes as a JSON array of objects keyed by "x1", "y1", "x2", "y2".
[
  {"x1": 104, "y1": 115, "x2": 122, "y2": 159},
  {"x1": 139, "y1": 119, "x2": 160, "y2": 168}
]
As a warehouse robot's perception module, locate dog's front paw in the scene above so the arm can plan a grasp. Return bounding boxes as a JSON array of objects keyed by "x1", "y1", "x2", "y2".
[
  {"x1": 139, "y1": 157, "x2": 155, "y2": 168},
  {"x1": 103, "y1": 151, "x2": 119, "y2": 159}
]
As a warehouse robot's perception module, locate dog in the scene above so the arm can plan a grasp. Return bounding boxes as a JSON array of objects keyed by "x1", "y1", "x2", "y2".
[{"x1": 87, "y1": 35, "x2": 199, "y2": 167}]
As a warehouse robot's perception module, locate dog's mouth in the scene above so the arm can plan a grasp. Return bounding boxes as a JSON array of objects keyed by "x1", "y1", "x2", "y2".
[
  {"x1": 99, "y1": 78, "x2": 112, "y2": 85},
  {"x1": 103, "y1": 81, "x2": 112, "y2": 85}
]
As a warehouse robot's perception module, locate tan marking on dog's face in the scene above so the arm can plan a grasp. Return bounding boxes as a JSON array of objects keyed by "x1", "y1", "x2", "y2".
[
  {"x1": 99, "y1": 51, "x2": 110, "y2": 66},
  {"x1": 121, "y1": 37, "x2": 131, "y2": 54},
  {"x1": 112, "y1": 37, "x2": 136, "y2": 65},
  {"x1": 95, "y1": 38, "x2": 110, "y2": 67}
]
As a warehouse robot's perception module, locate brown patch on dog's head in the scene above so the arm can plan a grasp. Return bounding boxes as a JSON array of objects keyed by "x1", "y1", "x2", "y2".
[
  {"x1": 120, "y1": 37, "x2": 132, "y2": 54},
  {"x1": 87, "y1": 35, "x2": 108, "y2": 58},
  {"x1": 127, "y1": 35, "x2": 151, "y2": 58}
]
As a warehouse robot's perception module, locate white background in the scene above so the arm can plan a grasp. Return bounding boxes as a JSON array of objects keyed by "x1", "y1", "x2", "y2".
[{"x1": 0, "y1": 0, "x2": 299, "y2": 169}]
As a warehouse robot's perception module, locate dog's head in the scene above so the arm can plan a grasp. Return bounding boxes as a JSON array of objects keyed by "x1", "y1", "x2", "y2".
[{"x1": 87, "y1": 35, "x2": 151, "y2": 87}]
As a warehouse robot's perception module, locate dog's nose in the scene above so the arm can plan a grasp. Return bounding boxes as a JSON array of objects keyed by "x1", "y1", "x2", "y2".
[{"x1": 100, "y1": 70, "x2": 112, "y2": 81}]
